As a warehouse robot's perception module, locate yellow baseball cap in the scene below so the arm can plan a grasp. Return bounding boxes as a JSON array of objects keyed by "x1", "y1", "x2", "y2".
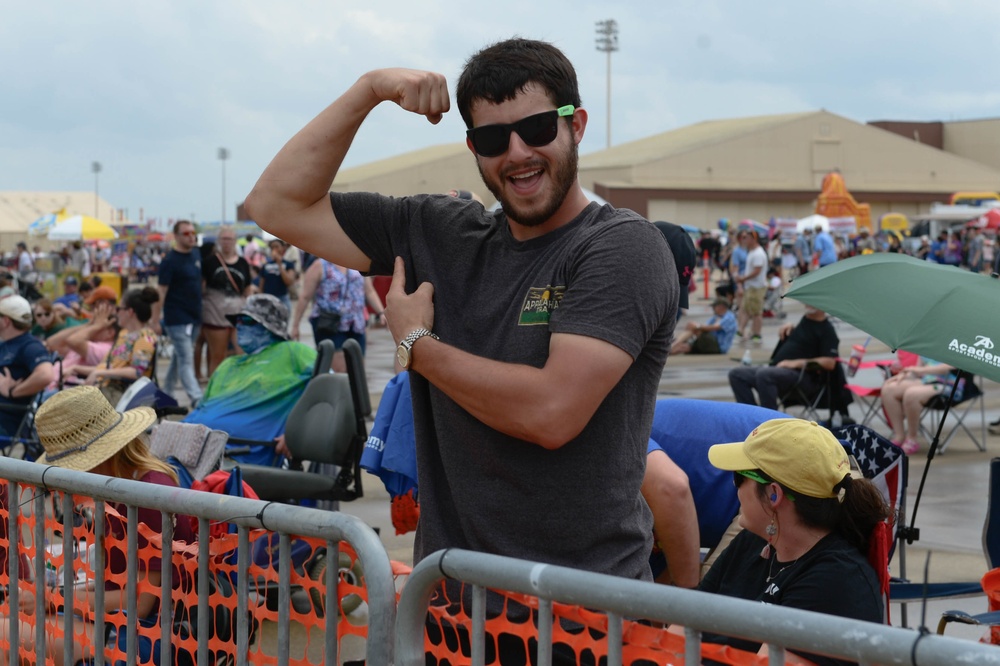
[{"x1": 708, "y1": 419, "x2": 851, "y2": 499}]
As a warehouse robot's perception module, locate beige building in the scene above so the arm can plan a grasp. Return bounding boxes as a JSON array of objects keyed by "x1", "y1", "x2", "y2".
[
  {"x1": 0, "y1": 191, "x2": 123, "y2": 250},
  {"x1": 578, "y1": 110, "x2": 1000, "y2": 228},
  {"x1": 16, "y1": 112, "x2": 1000, "y2": 242}
]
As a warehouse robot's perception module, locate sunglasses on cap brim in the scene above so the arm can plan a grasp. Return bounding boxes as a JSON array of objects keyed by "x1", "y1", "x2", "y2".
[
  {"x1": 733, "y1": 470, "x2": 796, "y2": 501},
  {"x1": 466, "y1": 105, "x2": 575, "y2": 158}
]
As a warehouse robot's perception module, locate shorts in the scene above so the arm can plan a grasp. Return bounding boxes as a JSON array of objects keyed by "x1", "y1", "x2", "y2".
[
  {"x1": 742, "y1": 287, "x2": 766, "y2": 316},
  {"x1": 690, "y1": 331, "x2": 721, "y2": 354}
]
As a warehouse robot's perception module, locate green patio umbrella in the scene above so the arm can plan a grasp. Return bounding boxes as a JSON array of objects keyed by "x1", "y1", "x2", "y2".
[
  {"x1": 786, "y1": 253, "x2": 1000, "y2": 383},
  {"x1": 785, "y1": 252, "x2": 1000, "y2": 540}
]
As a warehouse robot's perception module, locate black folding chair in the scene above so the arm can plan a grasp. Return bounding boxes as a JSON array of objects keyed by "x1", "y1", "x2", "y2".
[
  {"x1": 920, "y1": 375, "x2": 987, "y2": 453},
  {"x1": 778, "y1": 362, "x2": 833, "y2": 422}
]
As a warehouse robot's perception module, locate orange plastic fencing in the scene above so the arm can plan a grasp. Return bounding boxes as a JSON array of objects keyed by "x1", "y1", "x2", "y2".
[
  {"x1": 0, "y1": 488, "x2": 372, "y2": 665},
  {"x1": 422, "y1": 583, "x2": 816, "y2": 666},
  {"x1": 0, "y1": 487, "x2": 820, "y2": 664}
]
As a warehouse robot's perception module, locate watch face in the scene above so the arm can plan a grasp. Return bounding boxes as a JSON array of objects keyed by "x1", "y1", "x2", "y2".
[{"x1": 396, "y1": 345, "x2": 410, "y2": 369}]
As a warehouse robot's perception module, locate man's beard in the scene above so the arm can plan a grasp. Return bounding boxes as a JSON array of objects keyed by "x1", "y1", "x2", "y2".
[{"x1": 479, "y1": 140, "x2": 579, "y2": 228}]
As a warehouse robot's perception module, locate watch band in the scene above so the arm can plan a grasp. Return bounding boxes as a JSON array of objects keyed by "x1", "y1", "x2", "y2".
[{"x1": 402, "y1": 328, "x2": 439, "y2": 350}]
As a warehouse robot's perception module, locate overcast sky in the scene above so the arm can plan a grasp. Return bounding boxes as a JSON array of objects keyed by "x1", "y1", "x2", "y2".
[{"x1": 4, "y1": 0, "x2": 1000, "y2": 226}]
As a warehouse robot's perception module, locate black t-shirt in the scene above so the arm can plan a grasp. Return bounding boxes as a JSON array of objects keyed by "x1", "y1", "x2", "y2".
[
  {"x1": 202, "y1": 253, "x2": 252, "y2": 296},
  {"x1": 699, "y1": 529, "x2": 883, "y2": 666},
  {"x1": 331, "y1": 191, "x2": 675, "y2": 582},
  {"x1": 257, "y1": 259, "x2": 295, "y2": 298},
  {"x1": 0, "y1": 333, "x2": 51, "y2": 435},
  {"x1": 158, "y1": 249, "x2": 202, "y2": 325},
  {"x1": 771, "y1": 316, "x2": 839, "y2": 365}
]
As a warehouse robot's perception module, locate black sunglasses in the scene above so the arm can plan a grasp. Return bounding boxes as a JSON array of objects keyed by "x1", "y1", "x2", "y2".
[
  {"x1": 733, "y1": 470, "x2": 770, "y2": 488},
  {"x1": 235, "y1": 315, "x2": 258, "y2": 327},
  {"x1": 466, "y1": 105, "x2": 575, "y2": 157}
]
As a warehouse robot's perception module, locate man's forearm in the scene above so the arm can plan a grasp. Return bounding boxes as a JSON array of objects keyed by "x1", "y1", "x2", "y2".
[
  {"x1": 14, "y1": 364, "x2": 54, "y2": 398},
  {"x1": 410, "y1": 339, "x2": 577, "y2": 448},
  {"x1": 408, "y1": 334, "x2": 630, "y2": 450}
]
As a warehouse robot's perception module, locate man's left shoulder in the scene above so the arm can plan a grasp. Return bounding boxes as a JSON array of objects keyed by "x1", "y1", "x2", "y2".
[{"x1": 581, "y1": 208, "x2": 665, "y2": 249}]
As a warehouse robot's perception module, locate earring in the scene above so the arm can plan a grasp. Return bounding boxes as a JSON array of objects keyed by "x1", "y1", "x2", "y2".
[{"x1": 765, "y1": 519, "x2": 777, "y2": 537}]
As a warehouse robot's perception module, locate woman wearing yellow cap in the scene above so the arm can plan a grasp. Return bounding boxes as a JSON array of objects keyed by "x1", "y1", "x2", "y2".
[{"x1": 699, "y1": 418, "x2": 890, "y2": 666}]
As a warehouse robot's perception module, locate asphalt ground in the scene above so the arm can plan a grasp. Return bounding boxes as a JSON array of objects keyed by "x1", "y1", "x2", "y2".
[{"x1": 164, "y1": 274, "x2": 1000, "y2": 656}]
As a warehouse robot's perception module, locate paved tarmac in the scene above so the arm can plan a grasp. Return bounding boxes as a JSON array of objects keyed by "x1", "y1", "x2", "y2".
[{"x1": 171, "y1": 280, "x2": 1000, "y2": 653}]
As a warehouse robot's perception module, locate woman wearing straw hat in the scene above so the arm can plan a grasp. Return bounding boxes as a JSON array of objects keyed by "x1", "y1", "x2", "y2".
[
  {"x1": 696, "y1": 419, "x2": 889, "y2": 666},
  {"x1": 0, "y1": 386, "x2": 193, "y2": 666}
]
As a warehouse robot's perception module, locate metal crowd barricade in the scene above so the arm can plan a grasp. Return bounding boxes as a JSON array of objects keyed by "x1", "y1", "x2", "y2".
[
  {"x1": 396, "y1": 548, "x2": 1000, "y2": 666},
  {"x1": 0, "y1": 456, "x2": 396, "y2": 666}
]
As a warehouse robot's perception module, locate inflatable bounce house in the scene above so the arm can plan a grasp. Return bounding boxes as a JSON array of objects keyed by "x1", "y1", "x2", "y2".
[{"x1": 814, "y1": 171, "x2": 872, "y2": 232}]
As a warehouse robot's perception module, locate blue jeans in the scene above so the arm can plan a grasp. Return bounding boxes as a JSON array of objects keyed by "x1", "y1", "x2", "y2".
[
  {"x1": 164, "y1": 323, "x2": 203, "y2": 403},
  {"x1": 728, "y1": 365, "x2": 813, "y2": 411}
]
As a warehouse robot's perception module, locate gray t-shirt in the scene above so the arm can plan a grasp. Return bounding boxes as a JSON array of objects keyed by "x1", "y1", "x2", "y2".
[{"x1": 331, "y1": 192, "x2": 677, "y2": 581}]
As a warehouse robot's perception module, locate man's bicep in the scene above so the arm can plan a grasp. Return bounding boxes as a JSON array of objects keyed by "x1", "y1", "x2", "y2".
[
  {"x1": 280, "y1": 198, "x2": 371, "y2": 273},
  {"x1": 546, "y1": 333, "x2": 634, "y2": 412}
]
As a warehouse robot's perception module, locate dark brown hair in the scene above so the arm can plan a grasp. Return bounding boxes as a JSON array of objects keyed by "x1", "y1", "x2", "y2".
[{"x1": 456, "y1": 38, "x2": 582, "y2": 130}]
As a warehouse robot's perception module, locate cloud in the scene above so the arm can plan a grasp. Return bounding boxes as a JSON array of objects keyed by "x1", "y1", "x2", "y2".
[{"x1": 4, "y1": 0, "x2": 1000, "y2": 222}]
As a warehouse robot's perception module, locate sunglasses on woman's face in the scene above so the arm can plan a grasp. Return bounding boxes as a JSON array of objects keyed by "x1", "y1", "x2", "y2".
[{"x1": 466, "y1": 105, "x2": 575, "y2": 157}]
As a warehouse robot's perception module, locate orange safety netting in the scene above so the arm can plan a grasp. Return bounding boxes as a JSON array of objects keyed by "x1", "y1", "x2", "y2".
[
  {"x1": 423, "y1": 583, "x2": 816, "y2": 666},
  {"x1": 0, "y1": 488, "x2": 819, "y2": 664},
  {"x1": 0, "y1": 489, "x2": 371, "y2": 665}
]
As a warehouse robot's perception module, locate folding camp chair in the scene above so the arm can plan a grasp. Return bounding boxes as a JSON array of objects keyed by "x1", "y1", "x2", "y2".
[
  {"x1": 0, "y1": 392, "x2": 45, "y2": 461},
  {"x1": 832, "y1": 424, "x2": 908, "y2": 623},
  {"x1": 919, "y1": 374, "x2": 987, "y2": 453},
  {"x1": 777, "y1": 362, "x2": 852, "y2": 425},
  {"x1": 777, "y1": 362, "x2": 832, "y2": 422},
  {"x1": 844, "y1": 351, "x2": 920, "y2": 429},
  {"x1": 935, "y1": 457, "x2": 1000, "y2": 636},
  {"x1": 833, "y1": 424, "x2": 984, "y2": 626}
]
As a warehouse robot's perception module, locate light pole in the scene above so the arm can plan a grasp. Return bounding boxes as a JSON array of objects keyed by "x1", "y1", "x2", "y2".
[
  {"x1": 91, "y1": 161, "x2": 102, "y2": 218},
  {"x1": 218, "y1": 147, "x2": 230, "y2": 223},
  {"x1": 594, "y1": 19, "x2": 619, "y2": 150}
]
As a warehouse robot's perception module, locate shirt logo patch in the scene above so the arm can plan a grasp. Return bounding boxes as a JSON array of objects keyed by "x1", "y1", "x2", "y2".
[{"x1": 518, "y1": 285, "x2": 565, "y2": 326}]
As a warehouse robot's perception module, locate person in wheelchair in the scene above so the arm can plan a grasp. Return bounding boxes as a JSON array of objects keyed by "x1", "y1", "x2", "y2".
[
  {"x1": 0, "y1": 296, "x2": 55, "y2": 438},
  {"x1": 698, "y1": 418, "x2": 890, "y2": 666},
  {"x1": 184, "y1": 294, "x2": 317, "y2": 465},
  {"x1": 728, "y1": 305, "x2": 839, "y2": 410}
]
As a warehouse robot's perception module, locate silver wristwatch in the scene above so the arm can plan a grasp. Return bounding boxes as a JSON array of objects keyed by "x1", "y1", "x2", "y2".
[{"x1": 395, "y1": 328, "x2": 439, "y2": 370}]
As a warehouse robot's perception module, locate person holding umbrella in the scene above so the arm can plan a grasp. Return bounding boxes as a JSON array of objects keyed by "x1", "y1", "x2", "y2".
[{"x1": 880, "y1": 358, "x2": 959, "y2": 455}]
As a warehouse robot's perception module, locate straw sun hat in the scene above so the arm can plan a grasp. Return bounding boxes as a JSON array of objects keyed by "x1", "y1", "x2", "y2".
[{"x1": 35, "y1": 386, "x2": 156, "y2": 471}]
